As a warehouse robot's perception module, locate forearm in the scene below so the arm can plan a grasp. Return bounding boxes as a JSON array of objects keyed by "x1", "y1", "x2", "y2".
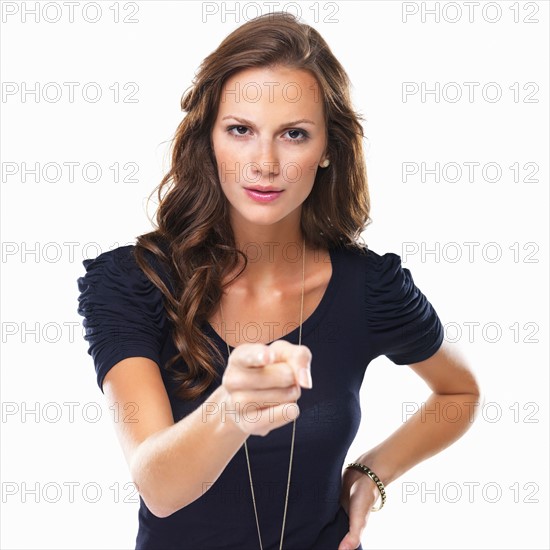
[
  {"x1": 356, "y1": 391, "x2": 481, "y2": 488},
  {"x1": 130, "y1": 385, "x2": 248, "y2": 517}
]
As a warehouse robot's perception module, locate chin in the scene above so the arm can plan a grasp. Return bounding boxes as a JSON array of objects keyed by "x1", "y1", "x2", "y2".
[{"x1": 228, "y1": 204, "x2": 285, "y2": 224}]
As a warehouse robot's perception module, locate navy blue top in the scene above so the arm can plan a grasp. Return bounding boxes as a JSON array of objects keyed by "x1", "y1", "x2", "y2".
[{"x1": 76, "y1": 243, "x2": 444, "y2": 550}]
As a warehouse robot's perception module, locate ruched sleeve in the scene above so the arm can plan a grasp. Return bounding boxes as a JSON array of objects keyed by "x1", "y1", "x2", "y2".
[
  {"x1": 76, "y1": 245, "x2": 168, "y2": 393},
  {"x1": 365, "y1": 249, "x2": 444, "y2": 365}
]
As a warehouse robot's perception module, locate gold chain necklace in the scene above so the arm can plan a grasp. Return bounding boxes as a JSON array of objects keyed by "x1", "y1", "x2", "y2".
[{"x1": 219, "y1": 238, "x2": 306, "y2": 550}]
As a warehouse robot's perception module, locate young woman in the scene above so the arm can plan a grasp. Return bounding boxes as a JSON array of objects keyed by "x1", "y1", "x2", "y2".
[{"x1": 77, "y1": 11, "x2": 481, "y2": 550}]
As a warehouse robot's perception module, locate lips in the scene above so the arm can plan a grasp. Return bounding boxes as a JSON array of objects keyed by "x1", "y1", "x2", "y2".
[
  {"x1": 244, "y1": 187, "x2": 283, "y2": 192},
  {"x1": 243, "y1": 187, "x2": 284, "y2": 203}
]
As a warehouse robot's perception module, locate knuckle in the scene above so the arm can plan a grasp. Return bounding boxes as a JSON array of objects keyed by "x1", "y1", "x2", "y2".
[
  {"x1": 297, "y1": 345, "x2": 312, "y2": 362},
  {"x1": 223, "y1": 374, "x2": 240, "y2": 392},
  {"x1": 283, "y1": 369, "x2": 296, "y2": 387},
  {"x1": 222, "y1": 378, "x2": 235, "y2": 392},
  {"x1": 226, "y1": 356, "x2": 238, "y2": 370},
  {"x1": 288, "y1": 385, "x2": 300, "y2": 398},
  {"x1": 233, "y1": 343, "x2": 257, "y2": 363}
]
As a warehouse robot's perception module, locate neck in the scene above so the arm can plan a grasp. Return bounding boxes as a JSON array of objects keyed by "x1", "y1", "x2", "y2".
[{"x1": 229, "y1": 212, "x2": 306, "y2": 288}]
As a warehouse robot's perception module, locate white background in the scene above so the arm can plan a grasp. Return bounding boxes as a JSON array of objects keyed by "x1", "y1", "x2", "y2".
[{"x1": 1, "y1": 1, "x2": 548, "y2": 549}]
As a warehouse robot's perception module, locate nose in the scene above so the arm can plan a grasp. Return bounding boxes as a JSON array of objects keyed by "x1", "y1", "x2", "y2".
[{"x1": 252, "y1": 139, "x2": 280, "y2": 181}]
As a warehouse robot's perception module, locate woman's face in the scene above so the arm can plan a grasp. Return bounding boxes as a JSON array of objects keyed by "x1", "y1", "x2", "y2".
[{"x1": 210, "y1": 65, "x2": 328, "y2": 229}]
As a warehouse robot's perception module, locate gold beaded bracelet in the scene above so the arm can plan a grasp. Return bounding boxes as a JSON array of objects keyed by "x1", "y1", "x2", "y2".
[{"x1": 345, "y1": 462, "x2": 387, "y2": 511}]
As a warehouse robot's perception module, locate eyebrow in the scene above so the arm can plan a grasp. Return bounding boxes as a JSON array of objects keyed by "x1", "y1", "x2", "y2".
[{"x1": 221, "y1": 115, "x2": 316, "y2": 128}]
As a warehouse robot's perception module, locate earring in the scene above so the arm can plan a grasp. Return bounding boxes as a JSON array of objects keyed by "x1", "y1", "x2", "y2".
[{"x1": 320, "y1": 159, "x2": 330, "y2": 168}]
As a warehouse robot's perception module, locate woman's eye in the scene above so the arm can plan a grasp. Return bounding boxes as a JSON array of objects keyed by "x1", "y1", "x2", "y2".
[
  {"x1": 286, "y1": 129, "x2": 309, "y2": 142},
  {"x1": 227, "y1": 125, "x2": 249, "y2": 136},
  {"x1": 225, "y1": 125, "x2": 309, "y2": 143}
]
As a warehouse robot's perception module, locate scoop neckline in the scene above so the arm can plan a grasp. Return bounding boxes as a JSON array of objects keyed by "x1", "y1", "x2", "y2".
[{"x1": 204, "y1": 245, "x2": 341, "y2": 351}]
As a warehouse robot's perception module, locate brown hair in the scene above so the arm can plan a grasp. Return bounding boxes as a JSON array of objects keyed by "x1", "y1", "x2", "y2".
[{"x1": 133, "y1": 11, "x2": 371, "y2": 401}]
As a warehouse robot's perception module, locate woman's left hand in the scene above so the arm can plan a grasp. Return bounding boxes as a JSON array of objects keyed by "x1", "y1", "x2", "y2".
[{"x1": 337, "y1": 466, "x2": 380, "y2": 550}]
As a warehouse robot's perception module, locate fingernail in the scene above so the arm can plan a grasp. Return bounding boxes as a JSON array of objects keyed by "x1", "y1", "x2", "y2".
[{"x1": 299, "y1": 367, "x2": 312, "y2": 388}]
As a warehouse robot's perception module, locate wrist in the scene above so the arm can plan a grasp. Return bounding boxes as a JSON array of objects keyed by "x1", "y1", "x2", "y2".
[
  {"x1": 345, "y1": 465, "x2": 380, "y2": 501},
  {"x1": 355, "y1": 450, "x2": 393, "y2": 487},
  {"x1": 207, "y1": 386, "x2": 248, "y2": 440},
  {"x1": 345, "y1": 461, "x2": 387, "y2": 511}
]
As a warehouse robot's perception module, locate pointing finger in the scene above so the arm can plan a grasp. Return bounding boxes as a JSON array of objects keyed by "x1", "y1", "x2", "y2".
[{"x1": 267, "y1": 340, "x2": 313, "y2": 389}]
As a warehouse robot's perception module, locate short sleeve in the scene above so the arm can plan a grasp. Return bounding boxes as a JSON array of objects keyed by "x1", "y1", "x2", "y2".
[
  {"x1": 365, "y1": 249, "x2": 444, "y2": 365},
  {"x1": 76, "y1": 245, "x2": 168, "y2": 393}
]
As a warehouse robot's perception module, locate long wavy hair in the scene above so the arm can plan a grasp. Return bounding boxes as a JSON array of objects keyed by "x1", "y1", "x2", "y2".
[{"x1": 133, "y1": 11, "x2": 372, "y2": 401}]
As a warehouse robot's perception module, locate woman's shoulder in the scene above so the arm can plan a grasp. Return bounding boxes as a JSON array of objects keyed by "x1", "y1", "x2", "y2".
[
  {"x1": 338, "y1": 242, "x2": 405, "y2": 290},
  {"x1": 76, "y1": 244, "x2": 169, "y2": 392},
  {"x1": 340, "y1": 243, "x2": 444, "y2": 363},
  {"x1": 79, "y1": 244, "x2": 146, "y2": 287},
  {"x1": 81, "y1": 243, "x2": 136, "y2": 270},
  {"x1": 80, "y1": 243, "x2": 170, "y2": 283},
  {"x1": 77, "y1": 244, "x2": 168, "y2": 313}
]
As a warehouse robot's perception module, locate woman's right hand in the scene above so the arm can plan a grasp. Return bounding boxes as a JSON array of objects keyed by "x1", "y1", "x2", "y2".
[{"x1": 220, "y1": 340, "x2": 313, "y2": 437}]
